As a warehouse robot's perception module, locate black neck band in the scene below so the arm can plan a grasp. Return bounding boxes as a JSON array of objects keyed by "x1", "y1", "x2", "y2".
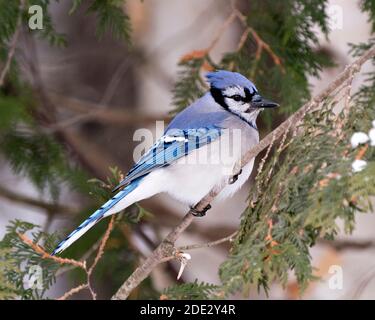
[
  {"x1": 210, "y1": 87, "x2": 258, "y2": 130},
  {"x1": 210, "y1": 87, "x2": 228, "y2": 110}
]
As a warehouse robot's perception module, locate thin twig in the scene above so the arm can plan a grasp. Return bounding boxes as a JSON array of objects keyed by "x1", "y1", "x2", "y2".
[
  {"x1": 57, "y1": 284, "x2": 88, "y2": 300},
  {"x1": 88, "y1": 216, "x2": 115, "y2": 275},
  {"x1": 18, "y1": 233, "x2": 86, "y2": 269},
  {"x1": 181, "y1": 0, "x2": 284, "y2": 75},
  {"x1": 349, "y1": 261, "x2": 375, "y2": 299},
  {"x1": 248, "y1": 28, "x2": 285, "y2": 72},
  {"x1": 237, "y1": 28, "x2": 251, "y2": 51},
  {"x1": 232, "y1": 4, "x2": 284, "y2": 72},
  {"x1": 46, "y1": 92, "x2": 170, "y2": 131},
  {"x1": 206, "y1": 12, "x2": 237, "y2": 52},
  {"x1": 55, "y1": 238, "x2": 102, "y2": 277},
  {"x1": 19, "y1": 216, "x2": 118, "y2": 300},
  {"x1": 87, "y1": 279, "x2": 97, "y2": 300},
  {"x1": 179, "y1": 11, "x2": 237, "y2": 66},
  {"x1": 178, "y1": 231, "x2": 238, "y2": 251}
]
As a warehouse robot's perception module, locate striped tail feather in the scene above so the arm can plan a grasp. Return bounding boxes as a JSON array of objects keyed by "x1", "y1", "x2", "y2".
[{"x1": 51, "y1": 179, "x2": 142, "y2": 256}]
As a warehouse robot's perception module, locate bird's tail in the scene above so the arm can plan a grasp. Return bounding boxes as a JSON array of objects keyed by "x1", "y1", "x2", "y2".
[{"x1": 51, "y1": 179, "x2": 141, "y2": 256}]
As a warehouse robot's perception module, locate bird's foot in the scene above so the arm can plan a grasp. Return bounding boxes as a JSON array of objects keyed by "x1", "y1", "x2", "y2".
[
  {"x1": 229, "y1": 169, "x2": 242, "y2": 184},
  {"x1": 190, "y1": 204, "x2": 211, "y2": 217}
]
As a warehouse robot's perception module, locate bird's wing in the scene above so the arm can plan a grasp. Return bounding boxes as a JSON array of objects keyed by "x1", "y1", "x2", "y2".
[{"x1": 112, "y1": 126, "x2": 222, "y2": 192}]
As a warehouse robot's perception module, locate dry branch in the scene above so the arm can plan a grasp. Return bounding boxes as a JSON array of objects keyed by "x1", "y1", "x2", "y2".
[
  {"x1": 57, "y1": 284, "x2": 89, "y2": 300},
  {"x1": 180, "y1": 1, "x2": 284, "y2": 74},
  {"x1": 19, "y1": 215, "x2": 117, "y2": 300},
  {"x1": 178, "y1": 231, "x2": 238, "y2": 251},
  {"x1": 88, "y1": 215, "x2": 115, "y2": 275},
  {"x1": 111, "y1": 43, "x2": 375, "y2": 300},
  {"x1": 18, "y1": 233, "x2": 85, "y2": 269}
]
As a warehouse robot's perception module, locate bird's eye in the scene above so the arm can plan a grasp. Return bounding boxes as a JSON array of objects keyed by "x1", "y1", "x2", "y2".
[{"x1": 231, "y1": 95, "x2": 243, "y2": 101}]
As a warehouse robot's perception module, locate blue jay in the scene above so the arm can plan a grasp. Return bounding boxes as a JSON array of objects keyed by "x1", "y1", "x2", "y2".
[{"x1": 52, "y1": 70, "x2": 278, "y2": 255}]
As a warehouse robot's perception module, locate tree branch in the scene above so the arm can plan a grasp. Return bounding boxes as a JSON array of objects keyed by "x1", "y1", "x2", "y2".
[
  {"x1": 319, "y1": 238, "x2": 375, "y2": 251},
  {"x1": 46, "y1": 92, "x2": 170, "y2": 130},
  {"x1": 0, "y1": 0, "x2": 25, "y2": 87},
  {"x1": 20, "y1": 215, "x2": 116, "y2": 300},
  {"x1": 178, "y1": 231, "x2": 238, "y2": 251},
  {"x1": 18, "y1": 233, "x2": 86, "y2": 269},
  {"x1": 111, "y1": 210, "x2": 198, "y2": 299},
  {"x1": 111, "y1": 43, "x2": 375, "y2": 300},
  {"x1": 57, "y1": 284, "x2": 88, "y2": 300},
  {"x1": 0, "y1": 185, "x2": 78, "y2": 216}
]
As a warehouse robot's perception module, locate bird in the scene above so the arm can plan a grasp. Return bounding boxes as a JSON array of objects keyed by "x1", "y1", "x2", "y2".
[{"x1": 52, "y1": 70, "x2": 279, "y2": 256}]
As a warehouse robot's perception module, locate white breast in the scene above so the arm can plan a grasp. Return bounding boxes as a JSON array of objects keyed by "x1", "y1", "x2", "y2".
[
  {"x1": 160, "y1": 131, "x2": 255, "y2": 206},
  {"x1": 215, "y1": 160, "x2": 254, "y2": 200}
]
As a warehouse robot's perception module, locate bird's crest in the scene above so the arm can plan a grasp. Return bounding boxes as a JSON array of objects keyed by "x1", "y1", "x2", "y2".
[{"x1": 206, "y1": 70, "x2": 257, "y2": 93}]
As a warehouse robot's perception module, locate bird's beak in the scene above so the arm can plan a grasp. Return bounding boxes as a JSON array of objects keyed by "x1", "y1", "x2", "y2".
[{"x1": 250, "y1": 95, "x2": 279, "y2": 109}]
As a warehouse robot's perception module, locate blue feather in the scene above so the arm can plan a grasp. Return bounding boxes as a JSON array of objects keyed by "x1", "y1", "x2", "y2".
[
  {"x1": 52, "y1": 178, "x2": 142, "y2": 255},
  {"x1": 112, "y1": 126, "x2": 222, "y2": 192},
  {"x1": 206, "y1": 70, "x2": 258, "y2": 93}
]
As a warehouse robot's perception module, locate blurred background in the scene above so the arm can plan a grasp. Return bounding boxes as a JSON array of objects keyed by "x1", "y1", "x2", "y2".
[{"x1": 1, "y1": 0, "x2": 375, "y2": 299}]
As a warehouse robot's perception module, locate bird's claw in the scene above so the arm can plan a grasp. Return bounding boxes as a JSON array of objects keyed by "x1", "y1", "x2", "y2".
[
  {"x1": 190, "y1": 204, "x2": 211, "y2": 217},
  {"x1": 229, "y1": 169, "x2": 242, "y2": 184}
]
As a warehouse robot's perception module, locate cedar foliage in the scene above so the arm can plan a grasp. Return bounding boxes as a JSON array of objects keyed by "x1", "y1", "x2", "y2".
[{"x1": 0, "y1": 0, "x2": 375, "y2": 299}]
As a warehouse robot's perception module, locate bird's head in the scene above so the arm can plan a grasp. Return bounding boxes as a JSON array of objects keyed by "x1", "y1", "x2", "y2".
[{"x1": 206, "y1": 70, "x2": 278, "y2": 127}]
